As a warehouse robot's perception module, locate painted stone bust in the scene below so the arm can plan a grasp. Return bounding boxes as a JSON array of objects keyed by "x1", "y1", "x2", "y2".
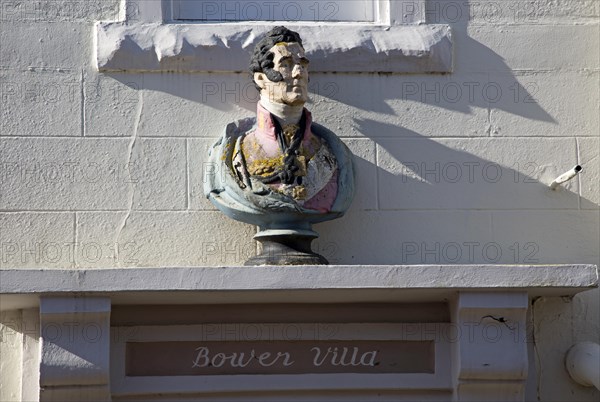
[{"x1": 205, "y1": 26, "x2": 355, "y2": 265}]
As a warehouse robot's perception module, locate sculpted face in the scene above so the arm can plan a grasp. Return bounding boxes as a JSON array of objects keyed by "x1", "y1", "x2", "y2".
[{"x1": 254, "y1": 42, "x2": 310, "y2": 106}]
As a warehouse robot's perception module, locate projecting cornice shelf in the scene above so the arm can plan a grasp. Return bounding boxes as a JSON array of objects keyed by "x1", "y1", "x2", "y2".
[
  {"x1": 1, "y1": 265, "x2": 597, "y2": 310},
  {"x1": 94, "y1": 22, "x2": 453, "y2": 73},
  {"x1": 2, "y1": 265, "x2": 597, "y2": 400}
]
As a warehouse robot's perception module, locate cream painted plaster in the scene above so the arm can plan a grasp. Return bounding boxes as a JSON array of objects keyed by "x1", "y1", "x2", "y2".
[
  {"x1": 0, "y1": 0, "x2": 598, "y2": 400},
  {"x1": 0, "y1": 311, "x2": 22, "y2": 402}
]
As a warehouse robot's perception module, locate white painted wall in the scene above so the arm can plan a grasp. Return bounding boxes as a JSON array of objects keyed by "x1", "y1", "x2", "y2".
[
  {"x1": 0, "y1": 311, "x2": 23, "y2": 401},
  {"x1": 0, "y1": 0, "x2": 598, "y2": 400}
]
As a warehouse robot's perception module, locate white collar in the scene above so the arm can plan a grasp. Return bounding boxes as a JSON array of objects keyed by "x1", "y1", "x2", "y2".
[{"x1": 260, "y1": 96, "x2": 304, "y2": 126}]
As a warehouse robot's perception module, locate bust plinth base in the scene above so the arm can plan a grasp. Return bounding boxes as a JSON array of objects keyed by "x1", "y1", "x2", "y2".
[{"x1": 245, "y1": 229, "x2": 328, "y2": 266}]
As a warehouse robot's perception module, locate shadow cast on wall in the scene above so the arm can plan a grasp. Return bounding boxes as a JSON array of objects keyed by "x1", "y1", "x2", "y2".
[{"x1": 100, "y1": 30, "x2": 596, "y2": 266}]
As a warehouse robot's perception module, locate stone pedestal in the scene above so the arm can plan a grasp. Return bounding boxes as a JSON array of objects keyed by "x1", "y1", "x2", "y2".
[{"x1": 246, "y1": 229, "x2": 328, "y2": 265}]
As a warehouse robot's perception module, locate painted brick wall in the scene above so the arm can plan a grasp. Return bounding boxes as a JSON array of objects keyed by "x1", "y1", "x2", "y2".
[{"x1": 0, "y1": 0, "x2": 598, "y2": 400}]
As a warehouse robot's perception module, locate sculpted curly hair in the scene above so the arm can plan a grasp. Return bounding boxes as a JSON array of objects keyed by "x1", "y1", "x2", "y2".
[{"x1": 249, "y1": 26, "x2": 304, "y2": 91}]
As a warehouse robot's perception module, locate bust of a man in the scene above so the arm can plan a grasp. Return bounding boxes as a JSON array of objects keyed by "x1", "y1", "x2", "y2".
[
  {"x1": 205, "y1": 26, "x2": 354, "y2": 265},
  {"x1": 241, "y1": 27, "x2": 338, "y2": 211}
]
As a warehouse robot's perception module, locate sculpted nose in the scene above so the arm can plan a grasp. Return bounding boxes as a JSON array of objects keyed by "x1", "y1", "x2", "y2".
[{"x1": 292, "y1": 64, "x2": 306, "y2": 78}]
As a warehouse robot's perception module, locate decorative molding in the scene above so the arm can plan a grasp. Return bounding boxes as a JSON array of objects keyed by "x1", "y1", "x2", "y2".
[
  {"x1": 1, "y1": 266, "x2": 596, "y2": 308},
  {"x1": 0, "y1": 266, "x2": 596, "y2": 399},
  {"x1": 128, "y1": 0, "x2": 426, "y2": 25},
  {"x1": 95, "y1": 22, "x2": 453, "y2": 73},
  {"x1": 452, "y1": 292, "x2": 529, "y2": 401},
  {"x1": 21, "y1": 309, "x2": 40, "y2": 401},
  {"x1": 94, "y1": 0, "x2": 452, "y2": 73},
  {"x1": 39, "y1": 297, "x2": 111, "y2": 401}
]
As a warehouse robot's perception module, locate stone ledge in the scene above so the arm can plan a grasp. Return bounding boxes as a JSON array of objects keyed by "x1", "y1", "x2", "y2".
[
  {"x1": 95, "y1": 22, "x2": 453, "y2": 73},
  {"x1": 1, "y1": 265, "x2": 596, "y2": 309}
]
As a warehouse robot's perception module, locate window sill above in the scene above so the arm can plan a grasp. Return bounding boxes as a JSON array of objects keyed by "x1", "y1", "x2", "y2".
[{"x1": 95, "y1": 22, "x2": 453, "y2": 73}]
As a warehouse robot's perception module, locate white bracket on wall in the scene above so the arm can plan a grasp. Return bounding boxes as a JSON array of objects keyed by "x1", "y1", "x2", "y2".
[
  {"x1": 453, "y1": 292, "x2": 529, "y2": 400},
  {"x1": 39, "y1": 297, "x2": 111, "y2": 401}
]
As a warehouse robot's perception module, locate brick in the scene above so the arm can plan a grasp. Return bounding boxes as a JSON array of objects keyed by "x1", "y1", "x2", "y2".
[
  {"x1": 0, "y1": 22, "x2": 91, "y2": 68},
  {"x1": 0, "y1": 0, "x2": 120, "y2": 23},
  {"x1": 1, "y1": 69, "x2": 81, "y2": 137},
  {"x1": 312, "y1": 73, "x2": 491, "y2": 138},
  {"x1": 490, "y1": 72, "x2": 599, "y2": 137},
  {"x1": 427, "y1": 0, "x2": 599, "y2": 25},
  {"x1": 128, "y1": 138, "x2": 187, "y2": 210},
  {"x1": 0, "y1": 212, "x2": 74, "y2": 268},
  {"x1": 343, "y1": 139, "x2": 377, "y2": 210},
  {"x1": 0, "y1": 138, "x2": 186, "y2": 211},
  {"x1": 377, "y1": 137, "x2": 579, "y2": 210},
  {"x1": 316, "y1": 210, "x2": 493, "y2": 265},
  {"x1": 458, "y1": 24, "x2": 599, "y2": 73},
  {"x1": 491, "y1": 210, "x2": 600, "y2": 267},
  {"x1": 75, "y1": 212, "x2": 257, "y2": 267},
  {"x1": 84, "y1": 72, "x2": 142, "y2": 137},
  {"x1": 188, "y1": 138, "x2": 220, "y2": 211},
  {"x1": 578, "y1": 137, "x2": 600, "y2": 209},
  {"x1": 319, "y1": 209, "x2": 599, "y2": 266},
  {"x1": 0, "y1": 137, "x2": 129, "y2": 210},
  {"x1": 138, "y1": 74, "x2": 254, "y2": 137}
]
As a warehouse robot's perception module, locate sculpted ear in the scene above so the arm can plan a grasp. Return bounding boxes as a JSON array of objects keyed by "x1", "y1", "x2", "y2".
[{"x1": 254, "y1": 72, "x2": 267, "y2": 90}]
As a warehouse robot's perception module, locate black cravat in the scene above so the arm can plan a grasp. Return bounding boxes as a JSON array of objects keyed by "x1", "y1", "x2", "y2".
[{"x1": 257, "y1": 110, "x2": 307, "y2": 185}]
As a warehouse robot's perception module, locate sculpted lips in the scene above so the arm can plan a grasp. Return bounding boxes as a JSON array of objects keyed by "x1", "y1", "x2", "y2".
[{"x1": 290, "y1": 81, "x2": 306, "y2": 90}]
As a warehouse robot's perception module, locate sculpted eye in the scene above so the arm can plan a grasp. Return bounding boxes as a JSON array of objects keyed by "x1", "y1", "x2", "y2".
[{"x1": 278, "y1": 57, "x2": 293, "y2": 69}]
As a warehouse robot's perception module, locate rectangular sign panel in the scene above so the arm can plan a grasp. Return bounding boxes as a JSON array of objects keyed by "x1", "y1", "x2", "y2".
[{"x1": 126, "y1": 340, "x2": 434, "y2": 376}]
